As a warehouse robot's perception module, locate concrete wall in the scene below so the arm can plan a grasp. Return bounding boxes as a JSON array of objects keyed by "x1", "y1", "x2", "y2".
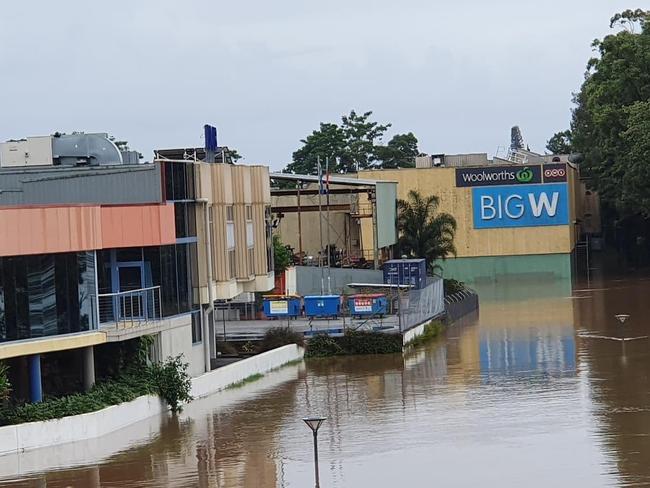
[
  {"x1": 191, "y1": 344, "x2": 303, "y2": 398},
  {"x1": 402, "y1": 321, "x2": 428, "y2": 345},
  {"x1": 155, "y1": 315, "x2": 204, "y2": 377},
  {"x1": 294, "y1": 266, "x2": 383, "y2": 295},
  {"x1": 0, "y1": 344, "x2": 304, "y2": 457}
]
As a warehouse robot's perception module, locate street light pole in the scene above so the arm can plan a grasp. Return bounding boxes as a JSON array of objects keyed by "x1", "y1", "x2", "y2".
[
  {"x1": 312, "y1": 429, "x2": 320, "y2": 487},
  {"x1": 303, "y1": 416, "x2": 327, "y2": 488}
]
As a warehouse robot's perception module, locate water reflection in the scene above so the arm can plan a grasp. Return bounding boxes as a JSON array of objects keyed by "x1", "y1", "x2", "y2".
[{"x1": 7, "y1": 276, "x2": 650, "y2": 487}]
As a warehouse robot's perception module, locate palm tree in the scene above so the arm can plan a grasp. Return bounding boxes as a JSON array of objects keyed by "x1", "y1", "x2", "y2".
[{"x1": 397, "y1": 190, "x2": 457, "y2": 268}]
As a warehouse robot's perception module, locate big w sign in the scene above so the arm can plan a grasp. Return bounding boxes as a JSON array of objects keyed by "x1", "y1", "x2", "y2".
[{"x1": 472, "y1": 184, "x2": 569, "y2": 229}]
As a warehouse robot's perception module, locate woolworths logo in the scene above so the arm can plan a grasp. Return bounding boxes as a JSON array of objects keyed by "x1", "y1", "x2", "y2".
[
  {"x1": 456, "y1": 165, "x2": 542, "y2": 187},
  {"x1": 516, "y1": 167, "x2": 534, "y2": 183}
]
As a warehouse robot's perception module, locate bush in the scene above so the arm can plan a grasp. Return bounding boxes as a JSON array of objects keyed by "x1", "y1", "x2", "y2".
[
  {"x1": 0, "y1": 373, "x2": 153, "y2": 425},
  {"x1": 259, "y1": 327, "x2": 305, "y2": 352},
  {"x1": 305, "y1": 331, "x2": 402, "y2": 358},
  {"x1": 405, "y1": 320, "x2": 443, "y2": 348},
  {"x1": 0, "y1": 363, "x2": 11, "y2": 402},
  {"x1": 343, "y1": 330, "x2": 403, "y2": 355},
  {"x1": 149, "y1": 355, "x2": 193, "y2": 413},
  {"x1": 305, "y1": 334, "x2": 345, "y2": 358},
  {"x1": 0, "y1": 353, "x2": 193, "y2": 425},
  {"x1": 444, "y1": 278, "x2": 466, "y2": 296}
]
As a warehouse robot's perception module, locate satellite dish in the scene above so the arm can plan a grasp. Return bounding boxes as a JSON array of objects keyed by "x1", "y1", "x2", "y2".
[{"x1": 615, "y1": 314, "x2": 630, "y2": 324}]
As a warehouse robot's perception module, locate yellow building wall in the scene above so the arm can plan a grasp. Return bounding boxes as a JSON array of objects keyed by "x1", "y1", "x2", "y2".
[{"x1": 359, "y1": 166, "x2": 579, "y2": 258}]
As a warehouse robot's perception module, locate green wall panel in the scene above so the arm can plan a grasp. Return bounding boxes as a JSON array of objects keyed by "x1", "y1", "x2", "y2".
[{"x1": 436, "y1": 253, "x2": 572, "y2": 284}]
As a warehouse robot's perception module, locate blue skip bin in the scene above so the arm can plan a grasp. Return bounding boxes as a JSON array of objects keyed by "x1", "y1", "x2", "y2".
[
  {"x1": 348, "y1": 294, "x2": 388, "y2": 317},
  {"x1": 263, "y1": 295, "x2": 302, "y2": 318},
  {"x1": 304, "y1": 295, "x2": 341, "y2": 318}
]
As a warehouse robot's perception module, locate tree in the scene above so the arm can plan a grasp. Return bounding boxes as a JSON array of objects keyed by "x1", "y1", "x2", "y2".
[
  {"x1": 283, "y1": 110, "x2": 417, "y2": 174},
  {"x1": 374, "y1": 133, "x2": 419, "y2": 169},
  {"x1": 570, "y1": 9, "x2": 650, "y2": 213},
  {"x1": 397, "y1": 190, "x2": 457, "y2": 268},
  {"x1": 285, "y1": 123, "x2": 347, "y2": 175},
  {"x1": 272, "y1": 234, "x2": 292, "y2": 273},
  {"x1": 228, "y1": 149, "x2": 242, "y2": 162},
  {"x1": 546, "y1": 130, "x2": 573, "y2": 154},
  {"x1": 340, "y1": 110, "x2": 390, "y2": 171}
]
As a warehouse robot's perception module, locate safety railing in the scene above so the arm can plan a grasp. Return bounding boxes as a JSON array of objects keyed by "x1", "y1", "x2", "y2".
[{"x1": 97, "y1": 286, "x2": 162, "y2": 329}]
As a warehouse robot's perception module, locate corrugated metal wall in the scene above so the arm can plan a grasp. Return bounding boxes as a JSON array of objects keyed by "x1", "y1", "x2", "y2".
[{"x1": 0, "y1": 164, "x2": 163, "y2": 206}]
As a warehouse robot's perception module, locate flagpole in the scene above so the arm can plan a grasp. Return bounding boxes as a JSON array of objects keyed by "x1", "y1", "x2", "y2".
[
  {"x1": 317, "y1": 156, "x2": 325, "y2": 296},
  {"x1": 326, "y1": 157, "x2": 332, "y2": 295}
]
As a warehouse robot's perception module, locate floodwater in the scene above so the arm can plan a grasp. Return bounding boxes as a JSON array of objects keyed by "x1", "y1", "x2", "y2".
[{"x1": 4, "y1": 274, "x2": 650, "y2": 487}]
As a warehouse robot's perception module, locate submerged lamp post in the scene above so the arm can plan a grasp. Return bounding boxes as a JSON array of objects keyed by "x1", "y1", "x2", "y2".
[{"x1": 303, "y1": 416, "x2": 327, "y2": 487}]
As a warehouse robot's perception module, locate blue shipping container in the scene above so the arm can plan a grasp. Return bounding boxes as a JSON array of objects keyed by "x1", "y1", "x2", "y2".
[
  {"x1": 263, "y1": 295, "x2": 302, "y2": 318},
  {"x1": 383, "y1": 259, "x2": 426, "y2": 289},
  {"x1": 304, "y1": 295, "x2": 341, "y2": 318},
  {"x1": 348, "y1": 294, "x2": 388, "y2": 317}
]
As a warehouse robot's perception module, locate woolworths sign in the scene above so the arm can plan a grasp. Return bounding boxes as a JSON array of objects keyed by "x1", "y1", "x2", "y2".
[{"x1": 456, "y1": 165, "x2": 542, "y2": 187}]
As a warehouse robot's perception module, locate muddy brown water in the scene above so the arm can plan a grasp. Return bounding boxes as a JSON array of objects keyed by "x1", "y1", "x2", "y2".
[{"x1": 4, "y1": 276, "x2": 650, "y2": 487}]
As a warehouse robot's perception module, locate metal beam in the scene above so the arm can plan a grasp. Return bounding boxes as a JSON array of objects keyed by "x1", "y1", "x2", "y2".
[
  {"x1": 271, "y1": 188, "x2": 370, "y2": 197},
  {"x1": 272, "y1": 204, "x2": 351, "y2": 213}
]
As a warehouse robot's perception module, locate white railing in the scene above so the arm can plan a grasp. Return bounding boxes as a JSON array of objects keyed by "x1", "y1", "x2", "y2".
[{"x1": 97, "y1": 286, "x2": 162, "y2": 329}]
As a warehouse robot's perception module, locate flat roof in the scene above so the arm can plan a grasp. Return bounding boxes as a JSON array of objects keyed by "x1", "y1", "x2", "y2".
[{"x1": 270, "y1": 172, "x2": 397, "y2": 187}]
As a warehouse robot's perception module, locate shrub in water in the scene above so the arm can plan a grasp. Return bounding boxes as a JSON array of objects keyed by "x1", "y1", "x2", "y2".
[
  {"x1": 305, "y1": 334, "x2": 345, "y2": 358},
  {"x1": 259, "y1": 327, "x2": 305, "y2": 352},
  {"x1": 149, "y1": 355, "x2": 193, "y2": 413}
]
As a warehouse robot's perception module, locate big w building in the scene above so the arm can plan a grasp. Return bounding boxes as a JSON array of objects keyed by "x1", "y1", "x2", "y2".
[{"x1": 361, "y1": 153, "x2": 593, "y2": 285}]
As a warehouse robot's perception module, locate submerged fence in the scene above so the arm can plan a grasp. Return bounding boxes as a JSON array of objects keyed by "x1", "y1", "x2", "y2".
[{"x1": 399, "y1": 278, "x2": 445, "y2": 332}]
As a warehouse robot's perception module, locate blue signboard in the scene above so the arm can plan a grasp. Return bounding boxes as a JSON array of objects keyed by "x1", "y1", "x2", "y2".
[{"x1": 472, "y1": 183, "x2": 569, "y2": 229}]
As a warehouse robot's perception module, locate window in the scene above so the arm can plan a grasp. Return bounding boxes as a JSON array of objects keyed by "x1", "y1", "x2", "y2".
[
  {"x1": 163, "y1": 161, "x2": 196, "y2": 201},
  {"x1": 226, "y1": 205, "x2": 234, "y2": 222},
  {"x1": 265, "y1": 206, "x2": 274, "y2": 272},
  {"x1": 245, "y1": 205, "x2": 253, "y2": 221},
  {"x1": 246, "y1": 221, "x2": 254, "y2": 248},
  {"x1": 248, "y1": 247, "x2": 255, "y2": 275},
  {"x1": 208, "y1": 206, "x2": 216, "y2": 278},
  {"x1": 0, "y1": 252, "x2": 96, "y2": 343},
  {"x1": 191, "y1": 310, "x2": 202, "y2": 344},
  {"x1": 228, "y1": 249, "x2": 236, "y2": 279},
  {"x1": 174, "y1": 202, "x2": 197, "y2": 238}
]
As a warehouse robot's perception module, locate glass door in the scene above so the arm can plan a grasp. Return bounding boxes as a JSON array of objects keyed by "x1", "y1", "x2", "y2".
[{"x1": 118, "y1": 265, "x2": 143, "y2": 319}]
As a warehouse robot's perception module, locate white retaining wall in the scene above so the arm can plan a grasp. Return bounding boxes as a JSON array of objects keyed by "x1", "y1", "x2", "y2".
[
  {"x1": 0, "y1": 344, "x2": 304, "y2": 457},
  {"x1": 402, "y1": 321, "x2": 428, "y2": 345}
]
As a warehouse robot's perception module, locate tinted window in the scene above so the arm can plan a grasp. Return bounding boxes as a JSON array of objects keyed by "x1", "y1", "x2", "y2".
[{"x1": 0, "y1": 252, "x2": 96, "y2": 343}]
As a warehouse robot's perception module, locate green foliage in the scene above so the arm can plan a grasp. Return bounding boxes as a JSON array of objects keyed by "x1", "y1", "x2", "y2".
[
  {"x1": 443, "y1": 279, "x2": 466, "y2": 296},
  {"x1": 273, "y1": 234, "x2": 293, "y2": 273},
  {"x1": 570, "y1": 9, "x2": 650, "y2": 214},
  {"x1": 305, "y1": 331, "x2": 402, "y2": 358},
  {"x1": 228, "y1": 148, "x2": 242, "y2": 162},
  {"x1": 0, "y1": 373, "x2": 154, "y2": 425},
  {"x1": 374, "y1": 133, "x2": 419, "y2": 169},
  {"x1": 284, "y1": 110, "x2": 418, "y2": 174},
  {"x1": 0, "y1": 363, "x2": 11, "y2": 402},
  {"x1": 0, "y1": 353, "x2": 193, "y2": 425},
  {"x1": 259, "y1": 327, "x2": 305, "y2": 352},
  {"x1": 304, "y1": 334, "x2": 345, "y2": 358},
  {"x1": 546, "y1": 130, "x2": 573, "y2": 154},
  {"x1": 397, "y1": 190, "x2": 457, "y2": 265},
  {"x1": 149, "y1": 355, "x2": 193, "y2": 413},
  {"x1": 405, "y1": 321, "x2": 443, "y2": 348}
]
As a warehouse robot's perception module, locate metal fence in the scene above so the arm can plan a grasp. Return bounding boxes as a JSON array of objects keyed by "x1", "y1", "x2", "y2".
[
  {"x1": 398, "y1": 278, "x2": 445, "y2": 332},
  {"x1": 97, "y1": 286, "x2": 162, "y2": 329}
]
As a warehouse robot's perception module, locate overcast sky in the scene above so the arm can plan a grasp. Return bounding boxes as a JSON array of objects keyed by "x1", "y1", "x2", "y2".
[{"x1": 0, "y1": 0, "x2": 629, "y2": 170}]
